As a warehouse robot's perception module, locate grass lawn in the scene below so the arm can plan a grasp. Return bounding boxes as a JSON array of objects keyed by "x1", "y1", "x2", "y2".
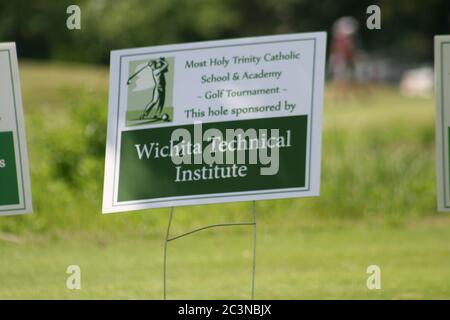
[
  {"x1": 1, "y1": 215, "x2": 450, "y2": 299},
  {"x1": 0, "y1": 61, "x2": 448, "y2": 299}
]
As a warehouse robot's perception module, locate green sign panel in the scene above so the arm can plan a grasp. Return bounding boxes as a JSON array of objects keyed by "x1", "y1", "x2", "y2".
[
  {"x1": 0, "y1": 132, "x2": 19, "y2": 206},
  {"x1": 118, "y1": 115, "x2": 307, "y2": 202}
]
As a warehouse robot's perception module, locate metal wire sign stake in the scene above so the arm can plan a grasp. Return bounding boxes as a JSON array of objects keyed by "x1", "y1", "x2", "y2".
[{"x1": 163, "y1": 201, "x2": 257, "y2": 300}]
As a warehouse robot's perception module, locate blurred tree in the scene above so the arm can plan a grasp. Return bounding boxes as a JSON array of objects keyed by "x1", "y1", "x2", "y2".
[{"x1": 0, "y1": 0, "x2": 449, "y2": 64}]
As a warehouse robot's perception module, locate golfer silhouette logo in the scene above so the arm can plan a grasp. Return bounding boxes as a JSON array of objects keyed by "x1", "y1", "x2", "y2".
[{"x1": 126, "y1": 57, "x2": 173, "y2": 125}]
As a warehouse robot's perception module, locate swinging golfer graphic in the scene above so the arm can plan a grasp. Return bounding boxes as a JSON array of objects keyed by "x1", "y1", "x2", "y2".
[{"x1": 127, "y1": 57, "x2": 170, "y2": 122}]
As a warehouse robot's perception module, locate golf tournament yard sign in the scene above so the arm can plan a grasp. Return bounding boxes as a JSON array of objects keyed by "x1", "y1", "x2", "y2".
[
  {"x1": 435, "y1": 35, "x2": 450, "y2": 211},
  {"x1": 103, "y1": 33, "x2": 326, "y2": 213},
  {"x1": 0, "y1": 43, "x2": 32, "y2": 215}
]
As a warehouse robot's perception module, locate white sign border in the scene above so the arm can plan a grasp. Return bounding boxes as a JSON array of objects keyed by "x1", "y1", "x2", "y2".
[
  {"x1": 102, "y1": 32, "x2": 326, "y2": 214},
  {"x1": 0, "y1": 42, "x2": 33, "y2": 216}
]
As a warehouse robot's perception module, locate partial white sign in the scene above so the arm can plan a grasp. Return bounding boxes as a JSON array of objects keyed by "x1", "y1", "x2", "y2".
[
  {"x1": 0, "y1": 43, "x2": 32, "y2": 215},
  {"x1": 435, "y1": 36, "x2": 450, "y2": 211}
]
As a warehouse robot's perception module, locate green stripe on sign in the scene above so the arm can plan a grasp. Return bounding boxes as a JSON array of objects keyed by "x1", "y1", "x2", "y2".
[
  {"x1": 0, "y1": 131, "x2": 20, "y2": 206},
  {"x1": 118, "y1": 115, "x2": 308, "y2": 202}
]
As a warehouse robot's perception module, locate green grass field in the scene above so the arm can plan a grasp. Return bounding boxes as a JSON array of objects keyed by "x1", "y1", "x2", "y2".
[
  {"x1": 0, "y1": 61, "x2": 449, "y2": 299},
  {"x1": 2, "y1": 220, "x2": 450, "y2": 299}
]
